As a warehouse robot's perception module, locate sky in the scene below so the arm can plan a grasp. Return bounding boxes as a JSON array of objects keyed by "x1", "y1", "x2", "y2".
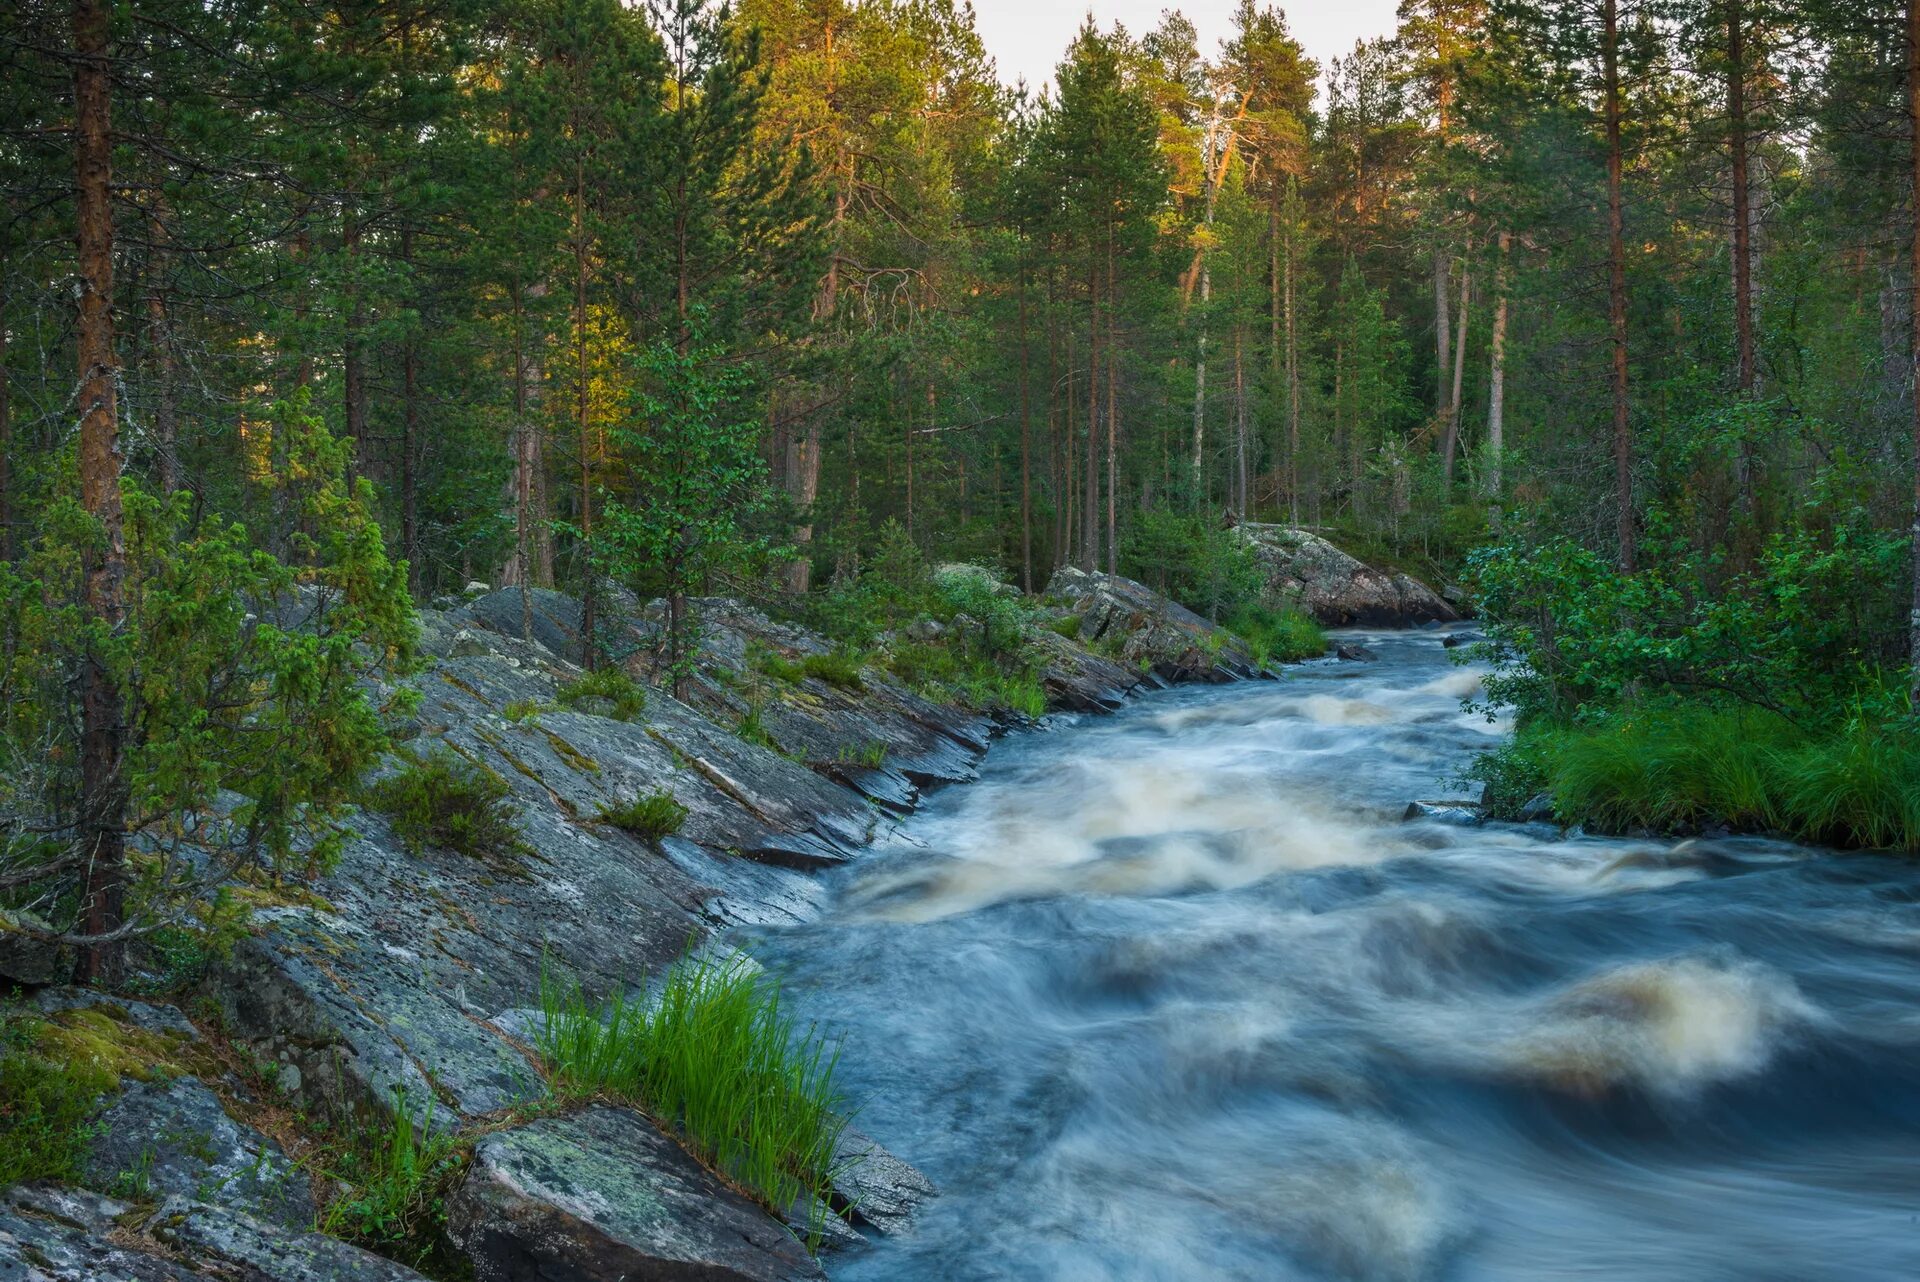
[{"x1": 969, "y1": 0, "x2": 1403, "y2": 97}]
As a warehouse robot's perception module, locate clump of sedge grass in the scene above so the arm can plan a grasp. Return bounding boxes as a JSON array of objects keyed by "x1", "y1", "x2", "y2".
[
  {"x1": 320, "y1": 1092, "x2": 467, "y2": 1270},
  {"x1": 365, "y1": 749, "x2": 523, "y2": 858},
  {"x1": 599, "y1": 790, "x2": 689, "y2": 841},
  {"x1": 555, "y1": 667, "x2": 648, "y2": 721},
  {"x1": 536, "y1": 951, "x2": 852, "y2": 1246},
  {"x1": 1223, "y1": 602, "x2": 1324, "y2": 665}
]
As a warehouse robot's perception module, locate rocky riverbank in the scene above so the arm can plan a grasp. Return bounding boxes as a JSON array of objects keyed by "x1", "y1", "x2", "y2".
[{"x1": 1, "y1": 547, "x2": 1451, "y2": 1281}]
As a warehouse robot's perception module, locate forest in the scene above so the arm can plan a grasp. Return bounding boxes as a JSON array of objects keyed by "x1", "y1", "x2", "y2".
[{"x1": 5, "y1": 0, "x2": 1920, "y2": 967}]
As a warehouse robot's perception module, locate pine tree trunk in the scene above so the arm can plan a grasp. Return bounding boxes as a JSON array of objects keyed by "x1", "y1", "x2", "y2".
[
  {"x1": 1443, "y1": 253, "x2": 1471, "y2": 487},
  {"x1": 1234, "y1": 324, "x2": 1248, "y2": 514},
  {"x1": 145, "y1": 206, "x2": 180, "y2": 495},
  {"x1": 343, "y1": 206, "x2": 367, "y2": 474},
  {"x1": 1285, "y1": 219, "x2": 1301, "y2": 525},
  {"x1": 73, "y1": 0, "x2": 128, "y2": 985},
  {"x1": 574, "y1": 158, "x2": 596, "y2": 668},
  {"x1": 1019, "y1": 259, "x2": 1034, "y2": 592},
  {"x1": 1106, "y1": 229, "x2": 1118, "y2": 577},
  {"x1": 1084, "y1": 265, "x2": 1099, "y2": 571},
  {"x1": 1727, "y1": 0, "x2": 1759, "y2": 516},
  {"x1": 1434, "y1": 249, "x2": 1452, "y2": 413},
  {"x1": 1487, "y1": 231, "x2": 1511, "y2": 498},
  {"x1": 1908, "y1": 0, "x2": 1920, "y2": 710},
  {"x1": 1604, "y1": 0, "x2": 1636, "y2": 572},
  {"x1": 0, "y1": 285, "x2": 10, "y2": 560}
]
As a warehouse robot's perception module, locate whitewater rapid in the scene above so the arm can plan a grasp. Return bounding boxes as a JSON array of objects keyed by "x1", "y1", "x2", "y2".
[{"x1": 751, "y1": 630, "x2": 1920, "y2": 1281}]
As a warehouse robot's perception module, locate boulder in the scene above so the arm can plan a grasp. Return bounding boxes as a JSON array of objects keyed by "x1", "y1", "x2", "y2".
[
  {"x1": 1333, "y1": 642, "x2": 1378, "y2": 662},
  {"x1": 0, "y1": 911, "x2": 70, "y2": 986},
  {"x1": 1238, "y1": 525, "x2": 1460, "y2": 627},
  {"x1": 446, "y1": 1106, "x2": 825, "y2": 1282},
  {"x1": 1044, "y1": 567, "x2": 1261, "y2": 682}
]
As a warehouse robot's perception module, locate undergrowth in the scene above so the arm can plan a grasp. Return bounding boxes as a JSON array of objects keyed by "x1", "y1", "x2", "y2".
[
  {"x1": 1223, "y1": 603, "x2": 1324, "y2": 665},
  {"x1": 599, "y1": 790, "x2": 689, "y2": 841},
  {"x1": 535, "y1": 950, "x2": 852, "y2": 1247},
  {"x1": 365, "y1": 749, "x2": 523, "y2": 858},
  {"x1": 319, "y1": 1093, "x2": 469, "y2": 1273},
  {"x1": 0, "y1": 1016, "x2": 114, "y2": 1186},
  {"x1": 1472, "y1": 699, "x2": 1920, "y2": 850},
  {"x1": 555, "y1": 667, "x2": 648, "y2": 721}
]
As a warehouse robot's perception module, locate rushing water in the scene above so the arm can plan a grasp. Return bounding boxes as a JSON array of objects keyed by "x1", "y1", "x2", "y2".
[{"x1": 752, "y1": 629, "x2": 1920, "y2": 1282}]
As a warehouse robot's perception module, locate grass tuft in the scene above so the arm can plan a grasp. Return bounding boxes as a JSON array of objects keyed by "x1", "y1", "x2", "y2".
[
  {"x1": 1223, "y1": 603, "x2": 1324, "y2": 665},
  {"x1": 319, "y1": 1092, "x2": 467, "y2": 1270},
  {"x1": 365, "y1": 749, "x2": 523, "y2": 858},
  {"x1": 555, "y1": 667, "x2": 648, "y2": 721},
  {"x1": 599, "y1": 790, "x2": 689, "y2": 841},
  {"x1": 536, "y1": 950, "x2": 852, "y2": 1247},
  {"x1": 799, "y1": 649, "x2": 866, "y2": 690}
]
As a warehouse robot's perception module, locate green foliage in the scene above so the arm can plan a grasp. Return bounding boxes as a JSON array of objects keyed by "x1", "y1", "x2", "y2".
[
  {"x1": 837, "y1": 742, "x2": 889, "y2": 769},
  {"x1": 0, "y1": 1017, "x2": 114, "y2": 1187},
  {"x1": 735, "y1": 702, "x2": 780, "y2": 751},
  {"x1": 554, "y1": 667, "x2": 648, "y2": 721},
  {"x1": 0, "y1": 393, "x2": 417, "y2": 947},
  {"x1": 1045, "y1": 615, "x2": 1083, "y2": 640},
  {"x1": 1475, "y1": 698, "x2": 1920, "y2": 851},
  {"x1": 749, "y1": 645, "x2": 807, "y2": 685},
  {"x1": 502, "y1": 698, "x2": 548, "y2": 724},
  {"x1": 365, "y1": 750, "x2": 522, "y2": 859},
  {"x1": 799, "y1": 649, "x2": 866, "y2": 690},
  {"x1": 1119, "y1": 511, "x2": 1265, "y2": 622},
  {"x1": 1223, "y1": 603, "x2": 1325, "y2": 665},
  {"x1": 599, "y1": 791, "x2": 689, "y2": 841},
  {"x1": 320, "y1": 1094, "x2": 467, "y2": 1270},
  {"x1": 536, "y1": 951, "x2": 852, "y2": 1246}
]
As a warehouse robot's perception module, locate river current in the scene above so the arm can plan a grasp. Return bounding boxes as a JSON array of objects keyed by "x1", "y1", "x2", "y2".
[{"x1": 751, "y1": 629, "x2": 1920, "y2": 1281}]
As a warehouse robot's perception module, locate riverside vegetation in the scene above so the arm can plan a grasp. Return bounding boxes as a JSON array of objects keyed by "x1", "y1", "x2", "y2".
[{"x1": 7, "y1": 0, "x2": 1920, "y2": 1276}]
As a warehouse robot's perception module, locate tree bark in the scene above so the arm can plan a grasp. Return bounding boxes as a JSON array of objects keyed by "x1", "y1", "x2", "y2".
[
  {"x1": 1106, "y1": 228, "x2": 1118, "y2": 578},
  {"x1": 73, "y1": 0, "x2": 128, "y2": 986},
  {"x1": 1487, "y1": 231, "x2": 1511, "y2": 498},
  {"x1": 0, "y1": 283, "x2": 10, "y2": 561},
  {"x1": 1018, "y1": 258, "x2": 1033, "y2": 591},
  {"x1": 1907, "y1": 0, "x2": 1920, "y2": 709},
  {"x1": 1604, "y1": 0, "x2": 1636, "y2": 572},
  {"x1": 1443, "y1": 250, "x2": 1471, "y2": 486},
  {"x1": 343, "y1": 205, "x2": 368, "y2": 474},
  {"x1": 1434, "y1": 248, "x2": 1452, "y2": 413},
  {"x1": 574, "y1": 156, "x2": 596, "y2": 668},
  {"x1": 1728, "y1": 0, "x2": 1755, "y2": 399},
  {"x1": 1084, "y1": 263, "x2": 1099, "y2": 571},
  {"x1": 1284, "y1": 213, "x2": 1301, "y2": 524}
]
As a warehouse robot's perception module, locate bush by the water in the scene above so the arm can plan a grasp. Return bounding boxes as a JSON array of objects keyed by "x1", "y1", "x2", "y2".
[
  {"x1": 1223, "y1": 603, "x2": 1324, "y2": 664},
  {"x1": 365, "y1": 749, "x2": 523, "y2": 857},
  {"x1": 1466, "y1": 506, "x2": 1917, "y2": 850},
  {"x1": 536, "y1": 950, "x2": 850, "y2": 1246}
]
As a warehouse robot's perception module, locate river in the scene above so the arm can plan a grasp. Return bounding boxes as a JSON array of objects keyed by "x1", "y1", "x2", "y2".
[{"x1": 751, "y1": 628, "x2": 1920, "y2": 1281}]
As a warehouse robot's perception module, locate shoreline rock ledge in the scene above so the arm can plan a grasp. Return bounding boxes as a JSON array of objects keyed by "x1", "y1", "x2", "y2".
[{"x1": 1239, "y1": 524, "x2": 1461, "y2": 626}]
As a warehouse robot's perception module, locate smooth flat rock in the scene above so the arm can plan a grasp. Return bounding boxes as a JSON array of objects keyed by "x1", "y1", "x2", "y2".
[
  {"x1": 446, "y1": 1105, "x2": 825, "y2": 1282},
  {"x1": 830, "y1": 1125, "x2": 937, "y2": 1234}
]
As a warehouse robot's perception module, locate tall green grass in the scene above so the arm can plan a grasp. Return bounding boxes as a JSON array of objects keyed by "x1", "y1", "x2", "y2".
[
  {"x1": 535, "y1": 950, "x2": 852, "y2": 1245},
  {"x1": 1483, "y1": 700, "x2": 1920, "y2": 851},
  {"x1": 320, "y1": 1093, "x2": 466, "y2": 1268},
  {"x1": 1222, "y1": 603, "x2": 1325, "y2": 665}
]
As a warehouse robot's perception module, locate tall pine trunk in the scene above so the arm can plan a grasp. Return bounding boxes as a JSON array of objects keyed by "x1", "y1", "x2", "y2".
[
  {"x1": 1443, "y1": 251, "x2": 1471, "y2": 487},
  {"x1": 1487, "y1": 231, "x2": 1511, "y2": 498},
  {"x1": 1729, "y1": 0, "x2": 1758, "y2": 514},
  {"x1": 1019, "y1": 257, "x2": 1034, "y2": 591},
  {"x1": 1434, "y1": 249, "x2": 1452, "y2": 413},
  {"x1": 573, "y1": 157, "x2": 596, "y2": 668},
  {"x1": 1084, "y1": 264, "x2": 1099, "y2": 571},
  {"x1": 1604, "y1": 0, "x2": 1636, "y2": 572},
  {"x1": 73, "y1": 0, "x2": 128, "y2": 985},
  {"x1": 1106, "y1": 229, "x2": 1118, "y2": 577},
  {"x1": 1907, "y1": 0, "x2": 1920, "y2": 709}
]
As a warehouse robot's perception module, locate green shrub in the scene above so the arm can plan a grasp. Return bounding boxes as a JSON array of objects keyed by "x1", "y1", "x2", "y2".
[
  {"x1": 555, "y1": 667, "x2": 648, "y2": 721},
  {"x1": 320, "y1": 1093, "x2": 467, "y2": 1270},
  {"x1": 836, "y1": 741, "x2": 889, "y2": 769},
  {"x1": 1120, "y1": 509, "x2": 1265, "y2": 621},
  {"x1": 1045, "y1": 615, "x2": 1083, "y2": 640},
  {"x1": 502, "y1": 698, "x2": 548, "y2": 723},
  {"x1": 800, "y1": 649, "x2": 865, "y2": 690},
  {"x1": 599, "y1": 791, "x2": 689, "y2": 841},
  {"x1": 536, "y1": 952, "x2": 852, "y2": 1247},
  {"x1": 736, "y1": 703, "x2": 779, "y2": 750},
  {"x1": 365, "y1": 750, "x2": 522, "y2": 858},
  {"x1": 1223, "y1": 603, "x2": 1325, "y2": 665},
  {"x1": 1470, "y1": 698, "x2": 1920, "y2": 850},
  {"x1": 750, "y1": 645, "x2": 807, "y2": 685},
  {"x1": 0, "y1": 1018, "x2": 115, "y2": 1186}
]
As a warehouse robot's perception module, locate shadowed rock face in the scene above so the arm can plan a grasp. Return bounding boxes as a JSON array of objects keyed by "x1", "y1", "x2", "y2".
[{"x1": 1238, "y1": 525, "x2": 1460, "y2": 626}]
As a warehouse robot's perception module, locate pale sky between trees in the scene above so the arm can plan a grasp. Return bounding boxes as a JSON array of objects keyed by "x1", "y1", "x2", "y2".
[{"x1": 970, "y1": 0, "x2": 1402, "y2": 94}]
